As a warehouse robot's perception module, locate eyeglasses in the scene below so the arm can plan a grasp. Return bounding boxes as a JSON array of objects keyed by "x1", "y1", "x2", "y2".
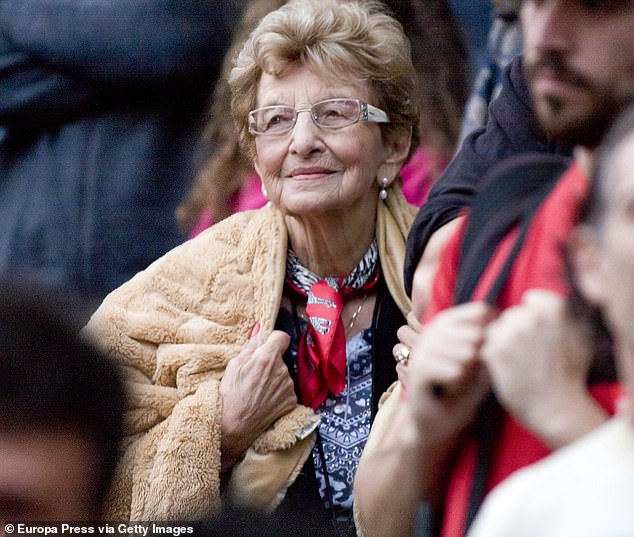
[{"x1": 248, "y1": 98, "x2": 390, "y2": 136}]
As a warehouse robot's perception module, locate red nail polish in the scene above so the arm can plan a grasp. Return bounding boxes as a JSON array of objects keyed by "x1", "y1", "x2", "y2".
[{"x1": 251, "y1": 322, "x2": 261, "y2": 337}]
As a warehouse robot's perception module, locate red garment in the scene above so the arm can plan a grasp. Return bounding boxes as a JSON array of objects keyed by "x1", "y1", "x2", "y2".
[
  {"x1": 400, "y1": 147, "x2": 446, "y2": 207},
  {"x1": 287, "y1": 268, "x2": 380, "y2": 409},
  {"x1": 425, "y1": 162, "x2": 620, "y2": 537},
  {"x1": 296, "y1": 279, "x2": 347, "y2": 410},
  {"x1": 189, "y1": 171, "x2": 265, "y2": 238}
]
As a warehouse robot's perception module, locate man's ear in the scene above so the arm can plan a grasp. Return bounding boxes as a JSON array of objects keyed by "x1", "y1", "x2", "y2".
[{"x1": 570, "y1": 225, "x2": 605, "y2": 306}]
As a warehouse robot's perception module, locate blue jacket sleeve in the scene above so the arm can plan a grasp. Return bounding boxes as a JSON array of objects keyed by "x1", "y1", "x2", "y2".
[
  {"x1": 0, "y1": 0, "x2": 242, "y2": 81},
  {"x1": 0, "y1": 40, "x2": 100, "y2": 125},
  {"x1": 403, "y1": 56, "x2": 573, "y2": 296},
  {"x1": 0, "y1": 0, "x2": 241, "y2": 124}
]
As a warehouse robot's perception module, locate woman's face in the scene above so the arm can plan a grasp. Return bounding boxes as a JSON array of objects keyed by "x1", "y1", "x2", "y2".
[{"x1": 252, "y1": 65, "x2": 401, "y2": 218}]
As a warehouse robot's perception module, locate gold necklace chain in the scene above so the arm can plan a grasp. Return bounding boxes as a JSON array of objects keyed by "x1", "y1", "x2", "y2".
[{"x1": 346, "y1": 293, "x2": 368, "y2": 331}]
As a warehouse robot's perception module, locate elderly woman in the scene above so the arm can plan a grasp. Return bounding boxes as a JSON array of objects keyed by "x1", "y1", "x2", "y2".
[{"x1": 84, "y1": 0, "x2": 418, "y2": 533}]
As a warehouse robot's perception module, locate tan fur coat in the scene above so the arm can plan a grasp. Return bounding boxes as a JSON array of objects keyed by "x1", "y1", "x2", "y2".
[{"x1": 83, "y1": 187, "x2": 415, "y2": 521}]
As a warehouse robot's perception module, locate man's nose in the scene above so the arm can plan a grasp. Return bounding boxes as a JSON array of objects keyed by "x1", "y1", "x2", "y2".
[{"x1": 523, "y1": 0, "x2": 573, "y2": 55}]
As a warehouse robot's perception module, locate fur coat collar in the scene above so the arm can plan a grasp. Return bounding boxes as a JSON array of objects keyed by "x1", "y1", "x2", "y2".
[{"x1": 84, "y1": 186, "x2": 415, "y2": 521}]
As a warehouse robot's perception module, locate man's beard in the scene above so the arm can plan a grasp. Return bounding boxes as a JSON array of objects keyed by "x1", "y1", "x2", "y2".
[{"x1": 525, "y1": 53, "x2": 631, "y2": 149}]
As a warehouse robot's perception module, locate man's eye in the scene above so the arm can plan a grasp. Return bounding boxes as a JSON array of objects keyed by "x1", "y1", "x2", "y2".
[{"x1": 0, "y1": 495, "x2": 42, "y2": 519}]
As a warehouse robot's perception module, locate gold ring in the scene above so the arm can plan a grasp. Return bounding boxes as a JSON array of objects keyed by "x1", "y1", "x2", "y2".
[{"x1": 394, "y1": 344, "x2": 411, "y2": 365}]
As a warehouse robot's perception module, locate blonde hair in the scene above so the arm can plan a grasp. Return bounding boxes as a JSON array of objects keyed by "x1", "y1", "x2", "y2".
[{"x1": 229, "y1": 0, "x2": 419, "y2": 159}]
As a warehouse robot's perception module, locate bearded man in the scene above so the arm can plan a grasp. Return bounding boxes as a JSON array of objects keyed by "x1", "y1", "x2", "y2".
[{"x1": 354, "y1": 2, "x2": 634, "y2": 537}]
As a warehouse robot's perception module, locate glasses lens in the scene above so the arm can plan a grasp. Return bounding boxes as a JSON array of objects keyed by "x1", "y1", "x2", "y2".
[
  {"x1": 250, "y1": 106, "x2": 296, "y2": 134},
  {"x1": 312, "y1": 99, "x2": 361, "y2": 128}
]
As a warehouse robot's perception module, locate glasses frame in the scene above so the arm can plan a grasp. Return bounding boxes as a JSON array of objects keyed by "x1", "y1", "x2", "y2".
[{"x1": 247, "y1": 98, "x2": 390, "y2": 136}]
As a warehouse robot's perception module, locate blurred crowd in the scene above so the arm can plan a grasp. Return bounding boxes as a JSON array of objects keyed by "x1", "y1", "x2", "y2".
[{"x1": 2, "y1": 1, "x2": 634, "y2": 537}]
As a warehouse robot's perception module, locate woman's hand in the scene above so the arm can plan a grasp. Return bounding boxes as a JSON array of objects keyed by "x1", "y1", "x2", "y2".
[
  {"x1": 481, "y1": 289, "x2": 608, "y2": 448},
  {"x1": 394, "y1": 311, "x2": 424, "y2": 388},
  {"x1": 219, "y1": 329, "x2": 297, "y2": 471}
]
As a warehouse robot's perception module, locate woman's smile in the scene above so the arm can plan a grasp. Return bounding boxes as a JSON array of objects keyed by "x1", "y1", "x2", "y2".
[{"x1": 287, "y1": 167, "x2": 338, "y2": 181}]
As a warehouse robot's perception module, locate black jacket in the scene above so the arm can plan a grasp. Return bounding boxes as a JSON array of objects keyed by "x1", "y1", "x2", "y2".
[
  {"x1": 403, "y1": 55, "x2": 572, "y2": 295},
  {"x1": 274, "y1": 277, "x2": 403, "y2": 537}
]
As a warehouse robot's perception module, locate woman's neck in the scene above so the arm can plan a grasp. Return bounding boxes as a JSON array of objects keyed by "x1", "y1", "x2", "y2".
[{"x1": 284, "y1": 203, "x2": 377, "y2": 277}]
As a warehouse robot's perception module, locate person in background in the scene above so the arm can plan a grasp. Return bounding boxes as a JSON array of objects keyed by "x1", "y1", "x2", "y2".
[
  {"x1": 83, "y1": 2, "x2": 418, "y2": 535},
  {"x1": 405, "y1": 53, "x2": 573, "y2": 320},
  {"x1": 177, "y1": 0, "x2": 287, "y2": 235},
  {"x1": 405, "y1": 1, "x2": 572, "y2": 319},
  {"x1": 0, "y1": 283, "x2": 125, "y2": 523},
  {"x1": 177, "y1": 0, "x2": 468, "y2": 236},
  {"x1": 468, "y1": 102, "x2": 634, "y2": 537},
  {"x1": 0, "y1": 0, "x2": 242, "y2": 307},
  {"x1": 458, "y1": 0, "x2": 522, "y2": 144},
  {"x1": 355, "y1": 1, "x2": 634, "y2": 536},
  {"x1": 448, "y1": 0, "x2": 494, "y2": 80}
]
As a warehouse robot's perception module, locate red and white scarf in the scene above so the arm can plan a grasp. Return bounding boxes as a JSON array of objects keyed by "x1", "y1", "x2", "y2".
[{"x1": 285, "y1": 241, "x2": 379, "y2": 409}]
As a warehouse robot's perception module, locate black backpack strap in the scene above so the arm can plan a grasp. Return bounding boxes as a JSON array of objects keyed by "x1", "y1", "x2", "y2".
[
  {"x1": 455, "y1": 153, "x2": 571, "y2": 306},
  {"x1": 453, "y1": 154, "x2": 570, "y2": 535}
]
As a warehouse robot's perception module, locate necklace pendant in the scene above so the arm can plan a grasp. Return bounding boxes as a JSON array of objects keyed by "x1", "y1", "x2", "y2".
[{"x1": 334, "y1": 403, "x2": 348, "y2": 415}]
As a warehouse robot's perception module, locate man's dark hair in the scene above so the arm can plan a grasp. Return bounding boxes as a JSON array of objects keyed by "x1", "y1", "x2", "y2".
[{"x1": 0, "y1": 281, "x2": 125, "y2": 512}]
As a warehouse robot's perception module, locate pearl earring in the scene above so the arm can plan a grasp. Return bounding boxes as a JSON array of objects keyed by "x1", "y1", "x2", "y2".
[
  {"x1": 261, "y1": 182, "x2": 268, "y2": 199},
  {"x1": 378, "y1": 177, "x2": 389, "y2": 200}
]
